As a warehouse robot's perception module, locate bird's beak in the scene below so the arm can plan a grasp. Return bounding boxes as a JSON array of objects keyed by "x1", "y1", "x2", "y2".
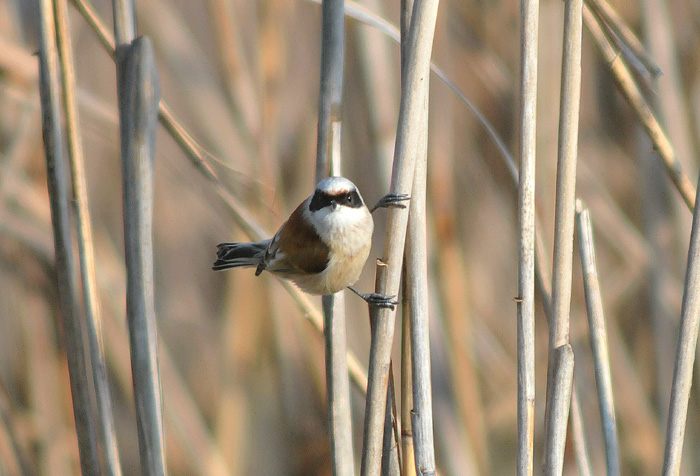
[{"x1": 331, "y1": 202, "x2": 339, "y2": 211}]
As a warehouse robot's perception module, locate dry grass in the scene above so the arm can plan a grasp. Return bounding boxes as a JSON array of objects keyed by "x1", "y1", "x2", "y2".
[{"x1": 1, "y1": 0, "x2": 700, "y2": 474}]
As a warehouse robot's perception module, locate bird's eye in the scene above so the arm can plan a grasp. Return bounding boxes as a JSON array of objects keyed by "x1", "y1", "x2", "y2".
[{"x1": 343, "y1": 190, "x2": 362, "y2": 208}]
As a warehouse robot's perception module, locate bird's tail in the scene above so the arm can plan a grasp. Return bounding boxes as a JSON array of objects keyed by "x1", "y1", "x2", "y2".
[{"x1": 212, "y1": 240, "x2": 270, "y2": 271}]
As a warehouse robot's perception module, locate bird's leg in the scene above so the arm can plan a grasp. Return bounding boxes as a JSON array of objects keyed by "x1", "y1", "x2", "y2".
[
  {"x1": 370, "y1": 193, "x2": 411, "y2": 213},
  {"x1": 348, "y1": 286, "x2": 398, "y2": 310}
]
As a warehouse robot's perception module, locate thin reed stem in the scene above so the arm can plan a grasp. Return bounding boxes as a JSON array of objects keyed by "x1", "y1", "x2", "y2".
[
  {"x1": 543, "y1": 0, "x2": 583, "y2": 472},
  {"x1": 54, "y1": 0, "x2": 123, "y2": 473},
  {"x1": 404, "y1": 91, "x2": 435, "y2": 476},
  {"x1": 315, "y1": 1, "x2": 355, "y2": 474},
  {"x1": 542, "y1": 344, "x2": 575, "y2": 475},
  {"x1": 37, "y1": 0, "x2": 100, "y2": 473},
  {"x1": 361, "y1": 1, "x2": 440, "y2": 475},
  {"x1": 661, "y1": 159, "x2": 700, "y2": 475},
  {"x1": 576, "y1": 201, "x2": 621, "y2": 476},
  {"x1": 117, "y1": 37, "x2": 167, "y2": 476},
  {"x1": 400, "y1": 303, "x2": 416, "y2": 476},
  {"x1": 517, "y1": 0, "x2": 539, "y2": 473},
  {"x1": 112, "y1": 0, "x2": 135, "y2": 47}
]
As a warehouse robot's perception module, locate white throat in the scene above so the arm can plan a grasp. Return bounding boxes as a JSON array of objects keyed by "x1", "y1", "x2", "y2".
[{"x1": 305, "y1": 201, "x2": 373, "y2": 252}]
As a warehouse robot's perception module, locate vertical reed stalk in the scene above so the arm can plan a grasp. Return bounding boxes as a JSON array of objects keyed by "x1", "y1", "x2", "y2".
[
  {"x1": 54, "y1": 0, "x2": 123, "y2": 473},
  {"x1": 576, "y1": 202, "x2": 621, "y2": 476},
  {"x1": 316, "y1": 1, "x2": 355, "y2": 475},
  {"x1": 400, "y1": 309, "x2": 416, "y2": 476},
  {"x1": 543, "y1": 0, "x2": 583, "y2": 472},
  {"x1": 117, "y1": 36, "x2": 167, "y2": 476},
  {"x1": 400, "y1": 2, "x2": 416, "y2": 474},
  {"x1": 361, "y1": 1, "x2": 440, "y2": 475},
  {"x1": 404, "y1": 103, "x2": 435, "y2": 476},
  {"x1": 401, "y1": 0, "x2": 436, "y2": 473},
  {"x1": 517, "y1": 0, "x2": 539, "y2": 473},
  {"x1": 112, "y1": 0, "x2": 136, "y2": 47},
  {"x1": 661, "y1": 164, "x2": 700, "y2": 475},
  {"x1": 37, "y1": 0, "x2": 100, "y2": 473},
  {"x1": 542, "y1": 344, "x2": 575, "y2": 474}
]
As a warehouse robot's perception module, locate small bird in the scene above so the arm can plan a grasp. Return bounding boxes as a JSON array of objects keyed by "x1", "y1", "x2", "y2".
[{"x1": 213, "y1": 176, "x2": 409, "y2": 308}]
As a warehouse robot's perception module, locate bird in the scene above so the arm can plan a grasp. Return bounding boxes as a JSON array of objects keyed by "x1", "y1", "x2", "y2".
[{"x1": 213, "y1": 176, "x2": 409, "y2": 309}]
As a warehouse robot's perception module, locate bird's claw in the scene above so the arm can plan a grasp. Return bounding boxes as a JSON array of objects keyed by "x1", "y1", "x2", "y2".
[
  {"x1": 348, "y1": 286, "x2": 398, "y2": 310},
  {"x1": 364, "y1": 293, "x2": 398, "y2": 310},
  {"x1": 371, "y1": 193, "x2": 411, "y2": 213}
]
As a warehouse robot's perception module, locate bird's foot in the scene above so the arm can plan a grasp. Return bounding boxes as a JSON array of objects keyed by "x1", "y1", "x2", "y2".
[
  {"x1": 348, "y1": 286, "x2": 398, "y2": 310},
  {"x1": 370, "y1": 193, "x2": 411, "y2": 213}
]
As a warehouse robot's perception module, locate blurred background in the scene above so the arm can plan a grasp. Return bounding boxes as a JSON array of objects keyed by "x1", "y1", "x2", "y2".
[{"x1": 1, "y1": 0, "x2": 700, "y2": 474}]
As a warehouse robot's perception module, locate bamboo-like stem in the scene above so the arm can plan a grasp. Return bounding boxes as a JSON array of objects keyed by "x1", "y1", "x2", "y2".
[
  {"x1": 37, "y1": 0, "x2": 101, "y2": 473},
  {"x1": 542, "y1": 344, "x2": 575, "y2": 475},
  {"x1": 316, "y1": 1, "x2": 354, "y2": 474},
  {"x1": 118, "y1": 38, "x2": 167, "y2": 476},
  {"x1": 53, "y1": 1, "x2": 123, "y2": 474},
  {"x1": 582, "y1": 5, "x2": 695, "y2": 212},
  {"x1": 516, "y1": 0, "x2": 539, "y2": 473},
  {"x1": 360, "y1": 0, "x2": 440, "y2": 474},
  {"x1": 576, "y1": 201, "x2": 621, "y2": 476},
  {"x1": 661, "y1": 165, "x2": 700, "y2": 475},
  {"x1": 543, "y1": 0, "x2": 583, "y2": 472}
]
